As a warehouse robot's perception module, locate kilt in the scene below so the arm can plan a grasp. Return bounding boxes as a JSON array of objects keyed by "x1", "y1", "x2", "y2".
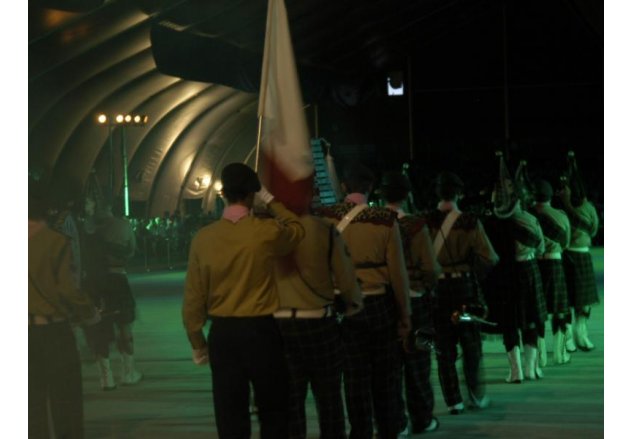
[
  {"x1": 537, "y1": 259, "x2": 569, "y2": 315},
  {"x1": 513, "y1": 260, "x2": 548, "y2": 330},
  {"x1": 563, "y1": 250, "x2": 600, "y2": 309}
]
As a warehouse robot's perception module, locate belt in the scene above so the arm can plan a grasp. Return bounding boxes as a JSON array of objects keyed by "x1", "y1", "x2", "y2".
[
  {"x1": 540, "y1": 252, "x2": 562, "y2": 260},
  {"x1": 108, "y1": 267, "x2": 127, "y2": 274},
  {"x1": 28, "y1": 314, "x2": 67, "y2": 326},
  {"x1": 274, "y1": 306, "x2": 333, "y2": 319},
  {"x1": 409, "y1": 289, "x2": 425, "y2": 298},
  {"x1": 568, "y1": 247, "x2": 590, "y2": 253},
  {"x1": 516, "y1": 254, "x2": 536, "y2": 262},
  {"x1": 438, "y1": 272, "x2": 470, "y2": 280},
  {"x1": 362, "y1": 286, "x2": 386, "y2": 296}
]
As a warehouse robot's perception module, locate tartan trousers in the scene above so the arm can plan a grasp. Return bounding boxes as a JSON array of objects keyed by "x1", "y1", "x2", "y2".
[
  {"x1": 396, "y1": 294, "x2": 435, "y2": 432},
  {"x1": 341, "y1": 294, "x2": 401, "y2": 439},
  {"x1": 433, "y1": 277, "x2": 486, "y2": 408},
  {"x1": 277, "y1": 316, "x2": 346, "y2": 439}
]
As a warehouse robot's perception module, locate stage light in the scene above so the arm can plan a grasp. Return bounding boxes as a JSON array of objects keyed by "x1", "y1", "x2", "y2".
[
  {"x1": 97, "y1": 114, "x2": 108, "y2": 124},
  {"x1": 124, "y1": 114, "x2": 132, "y2": 123},
  {"x1": 213, "y1": 180, "x2": 223, "y2": 193},
  {"x1": 133, "y1": 115, "x2": 141, "y2": 123},
  {"x1": 115, "y1": 114, "x2": 124, "y2": 123}
]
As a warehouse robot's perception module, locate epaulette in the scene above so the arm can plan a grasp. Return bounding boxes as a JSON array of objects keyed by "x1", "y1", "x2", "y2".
[
  {"x1": 398, "y1": 215, "x2": 427, "y2": 239},
  {"x1": 424, "y1": 210, "x2": 479, "y2": 230},
  {"x1": 316, "y1": 202, "x2": 397, "y2": 227}
]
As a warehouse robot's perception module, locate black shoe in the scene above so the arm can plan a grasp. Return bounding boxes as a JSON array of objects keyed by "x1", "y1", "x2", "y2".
[
  {"x1": 411, "y1": 417, "x2": 440, "y2": 434},
  {"x1": 448, "y1": 402, "x2": 465, "y2": 415}
]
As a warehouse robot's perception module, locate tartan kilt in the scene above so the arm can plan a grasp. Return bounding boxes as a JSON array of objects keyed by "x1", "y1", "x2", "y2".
[
  {"x1": 514, "y1": 260, "x2": 548, "y2": 330},
  {"x1": 563, "y1": 250, "x2": 600, "y2": 309},
  {"x1": 537, "y1": 259, "x2": 569, "y2": 315}
]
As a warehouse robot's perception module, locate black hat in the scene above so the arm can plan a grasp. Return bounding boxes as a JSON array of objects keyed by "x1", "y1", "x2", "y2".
[
  {"x1": 533, "y1": 179, "x2": 553, "y2": 202},
  {"x1": 435, "y1": 172, "x2": 464, "y2": 201},
  {"x1": 381, "y1": 171, "x2": 411, "y2": 203},
  {"x1": 221, "y1": 163, "x2": 261, "y2": 200}
]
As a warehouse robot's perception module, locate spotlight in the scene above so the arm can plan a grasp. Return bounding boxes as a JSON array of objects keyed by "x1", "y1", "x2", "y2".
[
  {"x1": 133, "y1": 115, "x2": 141, "y2": 124},
  {"x1": 213, "y1": 180, "x2": 223, "y2": 193},
  {"x1": 142, "y1": 115, "x2": 149, "y2": 124},
  {"x1": 115, "y1": 114, "x2": 124, "y2": 123},
  {"x1": 124, "y1": 114, "x2": 132, "y2": 123},
  {"x1": 97, "y1": 114, "x2": 108, "y2": 124}
]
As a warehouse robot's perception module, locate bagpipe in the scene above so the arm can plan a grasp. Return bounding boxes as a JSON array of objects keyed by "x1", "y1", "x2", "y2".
[{"x1": 558, "y1": 150, "x2": 587, "y2": 207}]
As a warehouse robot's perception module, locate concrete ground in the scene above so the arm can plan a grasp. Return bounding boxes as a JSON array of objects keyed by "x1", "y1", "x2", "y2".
[{"x1": 80, "y1": 249, "x2": 604, "y2": 438}]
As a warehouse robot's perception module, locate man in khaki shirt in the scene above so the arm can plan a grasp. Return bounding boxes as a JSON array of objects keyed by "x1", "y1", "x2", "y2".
[
  {"x1": 532, "y1": 179, "x2": 572, "y2": 365},
  {"x1": 275, "y1": 213, "x2": 363, "y2": 439},
  {"x1": 382, "y1": 171, "x2": 441, "y2": 435},
  {"x1": 559, "y1": 182, "x2": 600, "y2": 352},
  {"x1": 183, "y1": 163, "x2": 305, "y2": 439},
  {"x1": 29, "y1": 174, "x2": 100, "y2": 438},
  {"x1": 425, "y1": 172, "x2": 498, "y2": 415},
  {"x1": 316, "y1": 164, "x2": 411, "y2": 439}
]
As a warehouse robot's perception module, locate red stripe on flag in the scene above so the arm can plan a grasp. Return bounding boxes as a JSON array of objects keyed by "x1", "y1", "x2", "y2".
[{"x1": 261, "y1": 151, "x2": 314, "y2": 215}]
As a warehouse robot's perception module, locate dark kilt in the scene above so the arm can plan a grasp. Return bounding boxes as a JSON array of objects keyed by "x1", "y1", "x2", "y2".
[
  {"x1": 514, "y1": 260, "x2": 548, "y2": 330},
  {"x1": 101, "y1": 272, "x2": 136, "y2": 324},
  {"x1": 537, "y1": 259, "x2": 569, "y2": 315},
  {"x1": 563, "y1": 250, "x2": 600, "y2": 309},
  {"x1": 83, "y1": 272, "x2": 136, "y2": 356}
]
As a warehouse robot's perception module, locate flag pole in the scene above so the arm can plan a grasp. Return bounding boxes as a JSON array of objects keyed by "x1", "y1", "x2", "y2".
[{"x1": 255, "y1": 114, "x2": 264, "y2": 172}]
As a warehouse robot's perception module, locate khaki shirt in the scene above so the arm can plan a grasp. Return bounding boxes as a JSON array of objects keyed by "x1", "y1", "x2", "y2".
[
  {"x1": 183, "y1": 201, "x2": 305, "y2": 349},
  {"x1": 426, "y1": 205, "x2": 499, "y2": 274},
  {"x1": 317, "y1": 200, "x2": 411, "y2": 318},
  {"x1": 396, "y1": 214, "x2": 441, "y2": 292},
  {"x1": 533, "y1": 202, "x2": 571, "y2": 253},
  {"x1": 512, "y1": 209, "x2": 545, "y2": 259},
  {"x1": 28, "y1": 220, "x2": 96, "y2": 321},
  {"x1": 276, "y1": 215, "x2": 363, "y2": 311},
  {"x1": 564, "y1": 200, "x2": 599, "y2": 248}
]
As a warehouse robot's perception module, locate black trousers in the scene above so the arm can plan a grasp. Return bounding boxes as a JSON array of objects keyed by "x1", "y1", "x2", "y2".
[
  {"x1": 341, "y1": 295, "x2": 400, "y2": 439},
  {"x1": 397, "y1": 295, "x2": 435, "y2": 433},
  {"x1": 277, "y1": 316, "x2": 346, "y2": 439},
  {"x1": 208, "y1": 316, "x2": 289, "y2": 439},
  {"x1": 29, "y1": 322, "x2": 84, "y2": 439}
]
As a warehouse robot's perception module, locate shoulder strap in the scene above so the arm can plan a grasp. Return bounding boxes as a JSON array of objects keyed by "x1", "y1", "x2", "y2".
[
  {"x1": 433, "y1": 210, "x2": 462, "y2": 257},
  {"x1": 336, "y1": 204, "x2": 368, "y2": 233}
]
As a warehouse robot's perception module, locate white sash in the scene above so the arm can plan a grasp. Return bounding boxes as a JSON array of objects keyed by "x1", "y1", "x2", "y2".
[
  {"x1": 433, "y1": 210, "x2": 462, "y2": 257},
  {"x1": 336, "y1": 204, "x2": 368, "y2": 233}
]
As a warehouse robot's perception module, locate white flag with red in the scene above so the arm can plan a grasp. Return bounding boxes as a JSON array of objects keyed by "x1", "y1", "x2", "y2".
[{"x1": 257, "y1": 0, "x2": 314, "y2": 214}]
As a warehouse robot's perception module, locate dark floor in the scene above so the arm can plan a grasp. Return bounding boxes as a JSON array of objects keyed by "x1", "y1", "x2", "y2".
[{"x1": 79, "y1": 249, "x2": 604, "y2": 438}]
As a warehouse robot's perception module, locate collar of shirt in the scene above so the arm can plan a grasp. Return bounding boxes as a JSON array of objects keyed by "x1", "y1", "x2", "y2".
[
  {"x1": 223, "y1": 205, "x2": 250, "y2": 224},
  {"x1": 345, "y1": 193, "x2": 368, "y2": 205},
  {"x1": 386, "y1": 203, "x2": 406, "y2": 218},
  {"x1": 437, "y1": 200, "x2": 460, "y2": 213},
  {"x1": 28, "y1": 219, "x2": 46, "y2": 239}
]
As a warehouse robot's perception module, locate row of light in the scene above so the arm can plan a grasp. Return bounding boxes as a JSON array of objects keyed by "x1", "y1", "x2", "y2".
[
  {"x1": 96, "y1": 113, "x2": 149, "y2": 125},
  {"x1": 194, "y1": 175, "x2": 223, "y2": 193}
]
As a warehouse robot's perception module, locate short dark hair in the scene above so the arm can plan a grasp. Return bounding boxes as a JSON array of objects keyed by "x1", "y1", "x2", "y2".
[
  {"x1": 381, "y1": 171, "x2": 411, "y2": 203},
  {"x1": 343, "y1": 164, "x2": 375, "y2": 194},
  {"x1": 221, "y1": 163, "x2": 261, "y2": 203},
  {"x1": 435, "y1": 172, "x2": 464, "y2": 201}
]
